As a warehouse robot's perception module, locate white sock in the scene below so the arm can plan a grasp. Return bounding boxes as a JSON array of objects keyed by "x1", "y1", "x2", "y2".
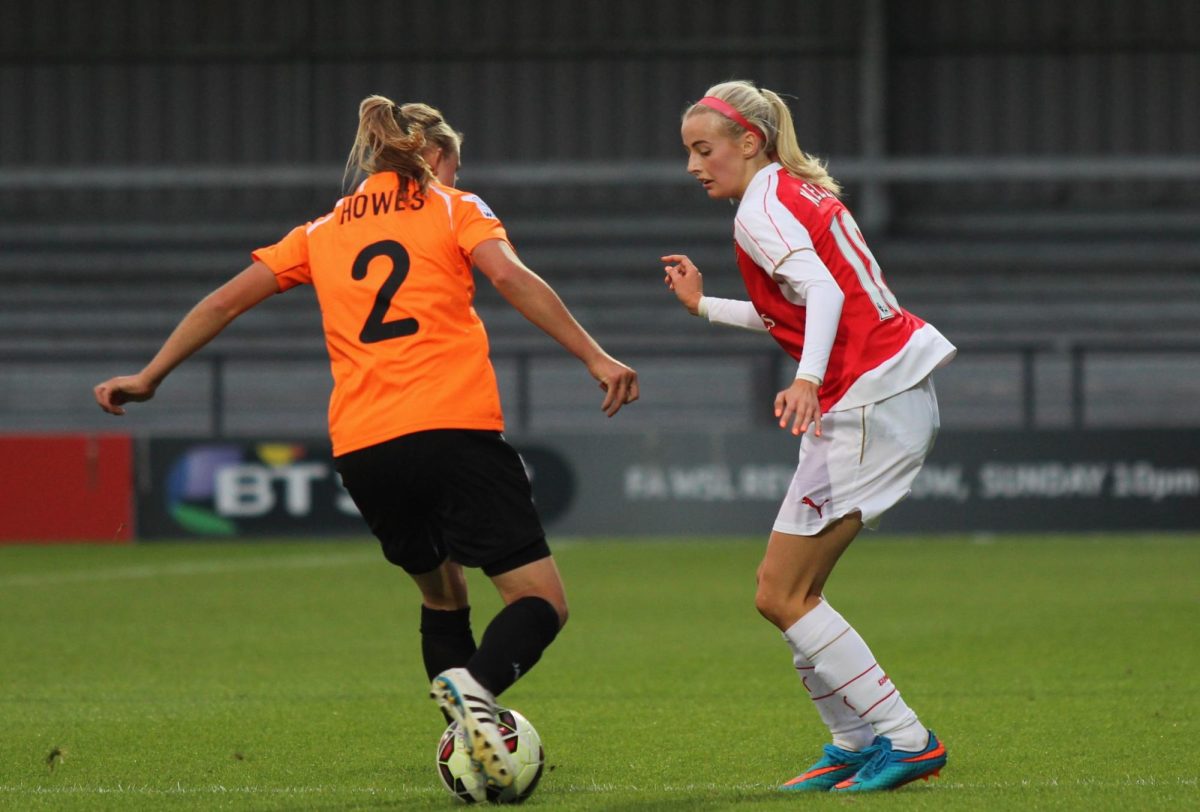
[
  {"x1": 788, "y1": 645, "x2": 875, "y2": 752},
  {"x1": 783, "y1": 600, "x2": 927, "y2": 752}
]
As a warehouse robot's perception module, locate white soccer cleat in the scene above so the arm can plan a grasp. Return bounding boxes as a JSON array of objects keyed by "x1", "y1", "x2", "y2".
[{"x1": 430, "y1": 667, "x2": 517, "y2": 791}]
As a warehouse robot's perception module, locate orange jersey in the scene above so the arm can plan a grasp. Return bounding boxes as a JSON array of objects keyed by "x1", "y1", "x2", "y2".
[{"x1": 252, "y1": 172, "x2": 509, "y2": 455}]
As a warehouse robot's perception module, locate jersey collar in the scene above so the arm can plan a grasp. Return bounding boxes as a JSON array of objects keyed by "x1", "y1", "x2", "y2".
[{"x1": 738, "y1": 161, "x2": 782, "y2": 204}]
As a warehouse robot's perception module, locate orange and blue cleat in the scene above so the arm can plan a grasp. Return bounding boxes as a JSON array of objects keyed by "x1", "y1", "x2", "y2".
[
  {"x1": 778, "y1": 741, "x2": 880, "y2": 792},
  {"x1": 831, "y1": 730, "x2": 947, "y2": 792}
]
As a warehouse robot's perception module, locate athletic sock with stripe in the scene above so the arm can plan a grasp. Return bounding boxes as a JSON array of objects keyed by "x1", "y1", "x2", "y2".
[
  {"x1": 788, "y1": 645, "x2": 876, "y2": 751},
  {"x1": 783, "y1": 599, "x2": 927, "y2": 751}
]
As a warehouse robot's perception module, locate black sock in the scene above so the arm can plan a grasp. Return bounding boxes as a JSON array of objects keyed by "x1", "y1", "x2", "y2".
[
  {"x1": 467, "y1": 597, "x2": 561, "y2": 697},
  {"x1": 420, "y1": 605, "x2": 477, "y2": 682}
]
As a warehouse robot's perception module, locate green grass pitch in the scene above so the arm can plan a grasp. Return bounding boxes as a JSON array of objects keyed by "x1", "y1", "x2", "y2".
[{"x1": 1, "y1": 534, "x2": 1197, "y2": 810}]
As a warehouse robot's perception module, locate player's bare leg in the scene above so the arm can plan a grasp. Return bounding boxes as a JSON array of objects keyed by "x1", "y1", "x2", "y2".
[
  {"x1": 410, "y1": 559, "x2": 471, "y2": 611},
  {"x1": 759, "y1": 511, "x2": 934, "y2": 783},
  {"x1": 489, "y1": 556, "x2": 568, "y2": 626},
  {"x1": 755, "y1": 513, "x2": 863, "y2": 631}
]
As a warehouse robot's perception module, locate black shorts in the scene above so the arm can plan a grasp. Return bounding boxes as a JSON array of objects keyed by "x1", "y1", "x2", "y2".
[{"x1": 334, "y1": 429, "x2": 550, "y2": 576}]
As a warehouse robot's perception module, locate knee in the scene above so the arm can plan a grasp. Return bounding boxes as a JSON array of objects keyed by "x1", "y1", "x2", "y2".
[
  {"x1": 754, "y1": 576, "x2": 821, "y2": 630},
  {"x1": 754, "y1": 579, "x2": 788, "y2": 627},
  {"x1": 524, "y1": 594, "x2": 568, "y2": 634},
  {"x1": 511, "y1": 593, "x2": 568, "y2": 631},
  {"x1": 535, "y1": 593, "x2": 567, "y2": 630}
]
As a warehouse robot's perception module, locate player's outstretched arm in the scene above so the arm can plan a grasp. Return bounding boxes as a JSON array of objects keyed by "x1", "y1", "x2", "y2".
[
  {"x1": 472, "y1": 239, "x2": 638, "y2": 417},
  {"x1": 662, "y1": 253, "x2": 768, "y2": 332},
  {"x1": 94, "y1": 262, "x2": 280, "y2": 415}
]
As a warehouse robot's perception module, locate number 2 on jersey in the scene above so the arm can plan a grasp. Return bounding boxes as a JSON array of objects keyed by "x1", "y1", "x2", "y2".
[
  {"x1": 829, "y1": 210, "x2": 900, "y2": 321},
  {"x1": 352, "y1": 240, "x2": 419, "y2": 343}
]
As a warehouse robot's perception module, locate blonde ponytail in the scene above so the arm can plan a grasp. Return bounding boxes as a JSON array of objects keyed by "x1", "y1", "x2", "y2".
[
  {"x1": 686, "y1": 80, "x2": 842, "y2": 196},
  {"x1": 399, "y1": 102, "x2": 463, "y2": 165},
  {"x1": 760, "y1": 88, "x2": 841, "y2": 196},
  {"x1": 344, "y1": 94, "x2": 439, "y2": 191}
]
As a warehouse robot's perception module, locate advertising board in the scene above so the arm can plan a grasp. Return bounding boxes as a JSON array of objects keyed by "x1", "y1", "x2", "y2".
[{"x1": 136, "y1": 430, "x2": 1199, "y2": 539}]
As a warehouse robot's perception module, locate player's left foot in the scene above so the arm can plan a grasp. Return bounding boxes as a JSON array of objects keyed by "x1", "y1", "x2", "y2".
[{"x1": 831, "y1": 730, "x2": 947, "y2": 792}]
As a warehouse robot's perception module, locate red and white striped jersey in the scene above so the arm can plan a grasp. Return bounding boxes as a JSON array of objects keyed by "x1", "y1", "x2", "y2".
[{"x1": 733, "y1": 162, "x2": 955, "y2": 412}]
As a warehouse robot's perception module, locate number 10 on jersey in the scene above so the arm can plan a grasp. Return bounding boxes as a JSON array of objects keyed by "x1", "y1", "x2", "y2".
[{"x1": 829, "y1": 211, "x2": 900, "y2": 321}]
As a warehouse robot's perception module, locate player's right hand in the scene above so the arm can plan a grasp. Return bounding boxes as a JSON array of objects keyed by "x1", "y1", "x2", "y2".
[
  {"x1": 774, "y1": 378, "x2": 822, "y2": 437},
  {"x1": 94, "y1": 374, "x2": 157, "y2": 415},
  {"x1": 588, "y1": 356, "x2": 639, "y2": 417},
  {"x1": 661, "y1": 254, "x2": 704, "y2": 315}
]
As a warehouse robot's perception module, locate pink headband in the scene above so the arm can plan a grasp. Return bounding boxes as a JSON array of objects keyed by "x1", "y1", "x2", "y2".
[{"x1": 696, "y1": 95, "x2": 765, "y2": 142}]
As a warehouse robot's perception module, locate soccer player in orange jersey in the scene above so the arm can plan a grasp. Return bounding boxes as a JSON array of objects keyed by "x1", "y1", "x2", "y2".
[
  {"x1": 662, "y1": 80, "x2": 954, "y2": 792},
  {"x1": 95, "y1": 95, "x2": 638, "y2": 796}
]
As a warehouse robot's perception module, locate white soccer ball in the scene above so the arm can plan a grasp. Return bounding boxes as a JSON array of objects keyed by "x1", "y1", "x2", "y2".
[{"x1": 435, "y1": 708, "x2": 546, "y2": 804}]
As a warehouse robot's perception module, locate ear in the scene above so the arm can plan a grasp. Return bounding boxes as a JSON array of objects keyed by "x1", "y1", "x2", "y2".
[{"x1": 741, "y1": 133, "x2": 763, "y2": 159}]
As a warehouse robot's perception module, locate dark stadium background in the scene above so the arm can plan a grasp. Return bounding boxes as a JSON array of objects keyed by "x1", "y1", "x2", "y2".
[{"x1": 1, "y1": 0, "x2": 1197, "y2": 538}]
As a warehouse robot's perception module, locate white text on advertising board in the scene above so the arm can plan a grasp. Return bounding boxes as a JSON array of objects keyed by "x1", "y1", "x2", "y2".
[
  {"x1": 215, "y1": 463, "x2": 359, "y2": 517},
  {"x1": 624, "y1": 461, "x2": 1198, "y2": 503}
]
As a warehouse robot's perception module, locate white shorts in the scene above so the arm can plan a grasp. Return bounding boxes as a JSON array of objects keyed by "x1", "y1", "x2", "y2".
[{"x1": 773, "y1": 376, "x2": 940, "y2": 536}]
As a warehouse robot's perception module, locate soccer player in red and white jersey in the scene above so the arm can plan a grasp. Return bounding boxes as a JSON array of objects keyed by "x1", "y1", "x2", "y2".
[
  {"x1": 662, "y1": 80, "x2": 956, "y2": 792},
  {"x1": 95, "y1": 96, "x2": 638, "y2": 798}
]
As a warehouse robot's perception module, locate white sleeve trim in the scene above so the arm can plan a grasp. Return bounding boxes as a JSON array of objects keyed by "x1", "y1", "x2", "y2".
[
  {"x1": 771, "y1": 251, "x2": 844, "y2": 383},
  {"x1": 700, "y1": 297, "x2": 769, "y2": 332}
]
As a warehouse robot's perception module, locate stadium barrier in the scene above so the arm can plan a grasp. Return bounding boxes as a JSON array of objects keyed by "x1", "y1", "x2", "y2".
[
  {"x1": 134, "y1": 430, "x2": 1199, "y2": 539},
  {"x1": 0, "y1": 434, "x2": 133, "y2": 542}
]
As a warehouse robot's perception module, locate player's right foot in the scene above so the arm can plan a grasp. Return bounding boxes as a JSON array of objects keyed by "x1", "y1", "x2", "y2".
[
  {"x1": 831, "y1": 730, "x2": 947, "y2": 792},
  {"x1": 778, "y1": 740, "x2": 881, "y2": 792},
  {"x1": 430, "y1": 667, "x2": 516, "y2": 790}
]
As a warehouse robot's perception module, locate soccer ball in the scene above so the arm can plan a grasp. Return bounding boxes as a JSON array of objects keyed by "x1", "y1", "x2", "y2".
[{"x1": 435, "y1": 708, "x2": 545, "y2": 804}]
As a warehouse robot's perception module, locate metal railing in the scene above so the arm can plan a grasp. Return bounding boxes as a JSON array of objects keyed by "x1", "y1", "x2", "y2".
[
  {"x1": 3, "y1": 156, "x2": 1198, "y2": 190},
  {"x1": 2, "y1": 155, "x2": 1195, "y2": 241},
  {"x1": 8, "y1": 339, "x2": 1198, "y2": 436}
]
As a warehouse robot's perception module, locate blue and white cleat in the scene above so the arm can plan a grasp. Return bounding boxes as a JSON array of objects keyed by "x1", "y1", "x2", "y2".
[
  {"x1": 831, "y1": 730, "x2": 947, "y2": 792},
  {"x1": 430, "y1": 667, "x2": 517, "y2": 792},
  {"x1": 778, "y1": 741, "x2": 879, "y2": 792}
]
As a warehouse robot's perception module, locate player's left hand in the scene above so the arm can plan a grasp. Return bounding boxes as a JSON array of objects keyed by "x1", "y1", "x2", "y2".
[
  {"x1": 588, "y1": 355, "x2": 639, "y2": 417},
  {"x1": 774, "y1": 379, "x2": 822, "y2": 437},
  {"x1": 94, "y1": 374, "x2": 157, "y2": 415}
]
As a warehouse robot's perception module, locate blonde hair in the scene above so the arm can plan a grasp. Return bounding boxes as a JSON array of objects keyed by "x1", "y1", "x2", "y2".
[
  {"x1": 344, "y1": 95, "x2": 463, "y2": 191},
  {"x1": 686, "y1": 80, "x2": 842, "y2": 196}
]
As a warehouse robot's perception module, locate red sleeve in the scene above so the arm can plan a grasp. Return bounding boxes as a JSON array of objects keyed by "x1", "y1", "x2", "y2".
[
  {"x1": 454, "y1": 193, "x2": 509, "y2": 256},
  {"x1": 252, "y1": 224, "x2": 312, "y2": 290}
]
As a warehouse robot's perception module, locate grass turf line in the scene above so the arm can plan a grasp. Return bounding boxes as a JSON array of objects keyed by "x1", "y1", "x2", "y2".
[{"x1": 0, "y1": 534, "x2": 1196, "y2": 810}]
